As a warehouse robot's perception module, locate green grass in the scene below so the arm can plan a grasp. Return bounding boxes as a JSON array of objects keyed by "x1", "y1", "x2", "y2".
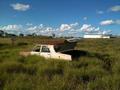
[{"x1": 0, "y1": 37, "x2": 120, "y2": 90}]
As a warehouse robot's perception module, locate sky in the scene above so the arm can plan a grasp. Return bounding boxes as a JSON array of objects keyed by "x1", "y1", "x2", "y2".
[{"x1": 0, "y1": 0, "x2": 120, "y2": 37}]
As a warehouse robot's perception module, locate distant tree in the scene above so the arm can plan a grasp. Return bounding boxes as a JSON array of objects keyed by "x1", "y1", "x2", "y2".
[
  {"x1": 7, "y1": 33, "x2": 16, "y2": 37},
  {"x1": 19, "y1": 33, "x2": 24, "y2": 37},
  {"x1": 52, "y1": 33, "x2": 56, "y2": 38},
  {"x1": 32, "y1": 33, "x2": 37, "y2": 37},
  {"x1": 0, "y1": 30, "x2": 4, "y2": 37}
]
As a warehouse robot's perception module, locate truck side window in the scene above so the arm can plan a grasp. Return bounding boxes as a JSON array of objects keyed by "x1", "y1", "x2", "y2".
[
  {"x1": 41, "y1": 46, "x2": 50, "y2": 53},
  {"x1": 33, "y1": 46, "x2": 40, "y2": 52}
]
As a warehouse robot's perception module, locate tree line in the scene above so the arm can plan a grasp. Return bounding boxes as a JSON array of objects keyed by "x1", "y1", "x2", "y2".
[{"x1": 0, "y1": 30, "x2": 56, "y2": 38}]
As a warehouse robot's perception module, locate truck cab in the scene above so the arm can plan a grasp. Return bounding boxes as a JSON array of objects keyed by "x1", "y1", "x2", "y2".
[{"x1": 30, "y1": 44, "x2": 72, "y2": 61}]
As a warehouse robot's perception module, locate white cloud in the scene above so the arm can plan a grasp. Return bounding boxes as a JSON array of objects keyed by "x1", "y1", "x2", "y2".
[
  {"x1": 38, "y1": 24, "x2": 44, "y2": 28},
  {"x1": 116, "y1": 20, "x2": 120, "y2": 24},
  {"x1": 110, "y1": 5, "x2": 120, "y2": 12},
  {"x1": 0, "y1": 21, "x2": 114, "y2": 37},
  {"x1": 83, "y1": 17, "x2": 87, "y2": 20},
  {"x1": 26, "y1": 24, "x2": 54, "y2": 36},
  {"x1": 11, "y1": 3, "x2": 30, "y2": 11},
  {"x1": 100, "y1": 19, "x2": 120, "y2": 26},
  {"x1": 70, "y1": 22, "x2": 79, "y2": 27},
  {"x1": 80, "y1": 24, "x2": 112, "y2": 35},
  {"x1": 102, "y1": 30, "x2": 112, "y2": 34},
  {"x1": 100, "y1": 20, "x2": 114, "y2": 26},
  {"x1": 60, "y1": 24, "x2": 72, "y2": 31},
  {"x1": 97, "y1": 11, "x2": 104, "y2": 14},
  {"x1": 26, "y1": 23, "x2": 33, "y2": 26},
  {"x1": 94, "y1": 27, "x2": 100, "y2": 31},
  {"x1": 80, "y1": 24, "x2": 91, "y2": 31},
  {"x1": 80, "y1": 24, "x2": 95, "y2": 32},
  {"x1": 60, "y1": 22, "x2": 79, "y2": 31},
  {"x1": 0, "y1": 24, "x2": 22, "y2": 34},
  {"x1": 80, "y1": 24, "x2": 104, "y2": 34},
  {"x1": 27, "y1": 26, "x2": 37, "y2": 31},
  {"x1": 1, "y1": 25, "x2": 22, "y2": 31}
]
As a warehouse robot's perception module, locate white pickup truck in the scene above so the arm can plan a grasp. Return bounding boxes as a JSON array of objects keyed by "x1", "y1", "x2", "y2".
[{"x1": 20, "y1": 44, "x2": 72, "y2": 61}]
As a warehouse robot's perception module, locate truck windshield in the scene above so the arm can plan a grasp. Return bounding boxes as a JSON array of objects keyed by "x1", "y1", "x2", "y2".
[{"x1": 33, "y1": 46, "x2": 41, "y2": 52}]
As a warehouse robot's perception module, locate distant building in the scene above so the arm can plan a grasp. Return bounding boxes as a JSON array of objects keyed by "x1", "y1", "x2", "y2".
[{"x1": 84, "y1": 34, "x2": 111, "y2": 38}]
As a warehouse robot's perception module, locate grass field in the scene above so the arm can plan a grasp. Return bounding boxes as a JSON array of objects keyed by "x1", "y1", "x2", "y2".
[{"x1": 0, "y1": 37, "x2": 120, "y2": 90}]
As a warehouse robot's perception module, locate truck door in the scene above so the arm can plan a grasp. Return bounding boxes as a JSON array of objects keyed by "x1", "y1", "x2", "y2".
[{"x1": 40, "y1": 46, "x2": 51, "y2": 58}]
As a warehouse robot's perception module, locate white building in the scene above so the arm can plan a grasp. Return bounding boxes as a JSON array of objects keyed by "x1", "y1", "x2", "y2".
[{"x1": 84, "y1": 34, "x2": 111, "y2": 38}]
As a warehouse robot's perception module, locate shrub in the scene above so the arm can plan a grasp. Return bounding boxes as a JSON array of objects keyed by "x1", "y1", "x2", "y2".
[
  {"x1": 0, "y1": 62, "x2": 37, "y2": 75},
  {"x1": 17, "y1": 42, "x2": 28, "y2": 46},
  {"x1": 3, "y1": 74, "x2": 36, "y2": 90}
]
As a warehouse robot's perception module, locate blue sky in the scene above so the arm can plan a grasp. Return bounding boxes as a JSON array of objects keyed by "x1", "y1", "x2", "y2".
[{"x1": 0, "y1": 0, "x2": 120, "y2": 36}]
